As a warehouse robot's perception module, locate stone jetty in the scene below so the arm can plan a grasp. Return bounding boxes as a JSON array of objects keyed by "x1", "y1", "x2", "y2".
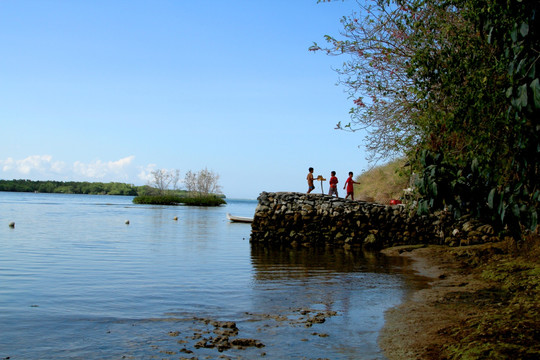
[{"x1": 250, "y1": 192, "x2": 499, "y2": 248}]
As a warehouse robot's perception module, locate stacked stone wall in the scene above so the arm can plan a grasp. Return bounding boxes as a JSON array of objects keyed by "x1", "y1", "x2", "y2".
[{"x1": 250, "y1": 192, "x2": 499, "y2": 248}]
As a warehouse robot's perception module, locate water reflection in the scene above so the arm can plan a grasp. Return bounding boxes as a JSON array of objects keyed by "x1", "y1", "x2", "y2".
[
  {"x1": 0, "y1": 193, "x2": 430, "y2": 360},
  {"x1": 244, "y1": 243, "x2": 426, "y2": 359},
  {"x1": 250, "y1": 243, "x2": 414, "y2": 279}
]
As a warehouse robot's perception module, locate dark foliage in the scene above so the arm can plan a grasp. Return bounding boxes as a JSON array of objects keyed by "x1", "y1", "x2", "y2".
[
  {"x1": 0, "y1": 179, "x2": 138, "y2": 196},
  {"x1": 132, "y1": 194, "x2": 225, "y2": 206}
]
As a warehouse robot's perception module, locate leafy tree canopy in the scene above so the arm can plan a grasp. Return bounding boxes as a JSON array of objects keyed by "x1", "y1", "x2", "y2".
[{"x1": 314, "y1": 0, "x2": 539, "y2": 237}]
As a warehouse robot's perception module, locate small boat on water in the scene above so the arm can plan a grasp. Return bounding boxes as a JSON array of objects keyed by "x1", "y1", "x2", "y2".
[{"x1": 227, "y1": 213, "x2": 253, "y2": 223}]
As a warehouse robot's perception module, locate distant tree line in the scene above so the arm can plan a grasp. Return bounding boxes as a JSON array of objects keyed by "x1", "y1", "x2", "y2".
[
  {"x1": 0, "y1": 168, "x2": 225, "y2": 206},
  {"x1": 0, "y1": 179, "x2": 140, "y2": 196}
]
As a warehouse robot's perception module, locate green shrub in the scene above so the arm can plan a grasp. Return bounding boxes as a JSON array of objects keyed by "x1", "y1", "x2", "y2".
[
  {"x1": 132, "y1": 195, "x2": 183, "y2": 205},
  {"x1": 179, "y1": 195, "x2": 226, "y2": 206},
  {"x1": 132, "y1": 194, "x2": 226, "y2": 206}
]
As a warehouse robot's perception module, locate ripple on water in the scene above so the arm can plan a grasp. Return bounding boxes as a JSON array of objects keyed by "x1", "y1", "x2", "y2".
[{"x1": 0, "y1": 193, "x2": 423, "y2": 359}]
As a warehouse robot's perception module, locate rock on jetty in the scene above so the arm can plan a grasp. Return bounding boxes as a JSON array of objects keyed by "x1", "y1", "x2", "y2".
[{"x1": 250, "y1": 192, "x2": 499, "y2": 248}]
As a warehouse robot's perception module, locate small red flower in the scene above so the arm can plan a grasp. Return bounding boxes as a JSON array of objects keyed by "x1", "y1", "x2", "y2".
[{"x1": 353, "y1": 98, "x2": 366, "y2": 107}]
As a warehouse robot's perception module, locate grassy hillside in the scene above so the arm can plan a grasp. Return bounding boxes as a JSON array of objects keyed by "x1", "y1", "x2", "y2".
[{"x1": 354, "y1": 159, "x2": 410, "y2": 204}]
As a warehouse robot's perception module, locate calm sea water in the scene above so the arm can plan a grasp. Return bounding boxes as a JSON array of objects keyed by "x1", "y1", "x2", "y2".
[{"x1": 0, "y1": 192, "x2": 423, "y2": 360}]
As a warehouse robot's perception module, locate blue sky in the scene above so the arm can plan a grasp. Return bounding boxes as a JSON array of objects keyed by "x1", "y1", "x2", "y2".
[{"x1": 0, "y1": 0, "x2": 370, "y2": 199}]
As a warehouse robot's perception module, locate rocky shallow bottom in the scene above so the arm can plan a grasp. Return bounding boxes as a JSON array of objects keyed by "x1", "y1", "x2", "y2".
[{"x1": 134, "y1": 308, "x2": 342, "y2": 360}]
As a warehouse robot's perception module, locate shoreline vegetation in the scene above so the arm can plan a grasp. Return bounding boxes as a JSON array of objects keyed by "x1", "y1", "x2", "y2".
[
  {"x1": 0, "y1": 179, "x2": 140, "y2": 195},
  {"x1": 314, "y1": 0, "x2": 539, "y2": 356},
  {"x1": 0, "y1": 179, "x2": 226, "y2": 206},
  {"x1": 339, "y1": 160, "x2": 540, "y2": 359},
  {"x1": 132, "y1": 194, "x2": 226, "y2": 206}
]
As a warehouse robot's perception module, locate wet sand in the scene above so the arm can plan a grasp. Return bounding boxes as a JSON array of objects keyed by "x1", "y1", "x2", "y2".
[{"x1": 378, "y1": 245, "x2": 495, "y2": 360}]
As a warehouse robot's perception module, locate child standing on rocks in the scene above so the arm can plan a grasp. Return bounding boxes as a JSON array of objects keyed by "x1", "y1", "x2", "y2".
[
  {"x1": 344, "y1": 172, "x2": 359, "y2": 200},
  {"x1": 328, "y1": 171, "x2": 339, "y2": 197},
  {"x1": 307, "y1": 167, "x2": 315, "y2": 193}
]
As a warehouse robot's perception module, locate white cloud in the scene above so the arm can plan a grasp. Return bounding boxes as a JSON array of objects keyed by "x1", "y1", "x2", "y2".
[
  {"x1": 0, "y1": 155, "x2": 137, "y2": 182},
  {"x1": 50, "y1": 161, "x2": 65, "y2": 173},
  {"x1": 0, "y1": 155, "x2": 65, "y2": 175},
  {"x1": 1, "y1": 157, "x2": 15, "y2": 171},
  {"x1": 73, "y1": 155, "x2": 135, "y2": 179},
  {"x1": 137, "y1": 163, "x2": 157, "y2": 183}
]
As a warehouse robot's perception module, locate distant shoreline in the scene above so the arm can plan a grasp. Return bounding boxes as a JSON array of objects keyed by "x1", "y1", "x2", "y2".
[{"x1": 0, "y1": 179, "x2": 141, "y2": 196}]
